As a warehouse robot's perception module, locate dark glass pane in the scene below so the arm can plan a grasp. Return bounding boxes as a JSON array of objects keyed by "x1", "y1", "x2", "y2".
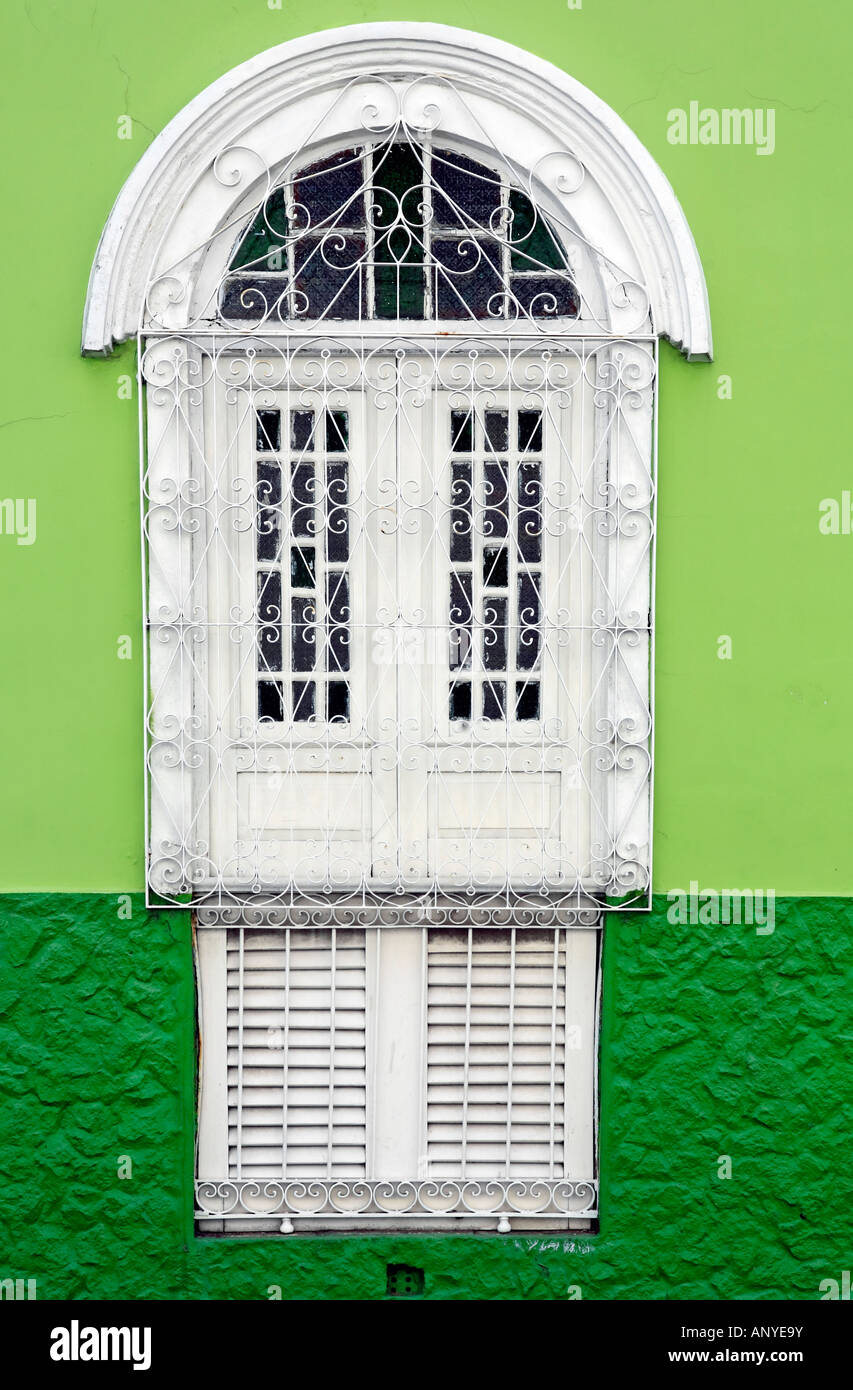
[
  {"x1": 485, "y1": 411, "x2": 509, "y2": 452},
  {"x1": 290, "y1": 461, "x2": 316, "y2": 539},
  {"x1": 483, "y1": 596, "x2": 508, "y2": 671},
  {"x1": 294, "y1": 233, "x2": 365, "y2": 319},
  {"x1": 219, "y1": 275, "x2": 287, "y2": 323},
  {"x1": 257, "y1": 571, "x2": 282, "y2": 673},
  {"x1": 450, "y1": 410, "x2": 474, "y2": 454},
  {"x1": 293, "y1": 680, "x2": 316, "y2": 722},
  {"x1": 449, "y1": 681, "x2": 472, "y2": 722},
  {"x1": 483, "y1": 460, "x2": 509, "y2": 540},
  {"x1": 231, "y1": 189, "x2": 290, "y2": 270},
  {"x1": 449, "y1": 571, "x2": 473, "y2": 626},
  {"x1": 515, "y1": 680, "x2": 541, "y2": 721},
  {"x1": 291, "y1": 595, "x2": 316, "y2": 672},
  {"x1": 327, "y1": 681, "x2": 350, "y2": 723},
  {"x1": 517, "y1": 573, "x2": 542, "y2": 671},
  {"x1": 483, "y1": 546, "x2": 508, "y2": 589},
  {"x1": 432, "y1": 151, "x2": 502, "y2": 229},
  {"x1": 256, "y1": 409, "x2": 281, "y2": 452},
  {"x1": 293, "y1": 148, "x2": 364, "y2": 229},
  {"x1": 258, "y1": 680, "x2": 285, "y2": 723},
  {"x1": 433, "y1": 239, "x2": 504, "y2": 320},
  {"x1": 483, "y1": 680, "x2": 506, "y2": 721},
  {"x1": 326, "y1": 572, "x2": 350, "y2": 673},
  {"x1": 290, "y1": 546, "x2": 315, "y2": 588},
  {"x1": 517, "y1": 461, "x2": 542, "y2": 563},
  {"x1": 508, "y1": 190, "x2": 565, "y2": 271},
  {"x1": 450, "y1": 461, "x2": 473, "y2": 563},
  {"x1": 291, "y1": 411, "x2": 315, "y2": 451},
  {"x1": 326, "y1": 461, "x2": 349, "y2": 562},
  {"x1": 325, "y1": 411, "x2": 349, "y2": 452},
  {"x1": 256, "y1": 460, "x2": 282, "y2": 562},
  {"x1": 517, "y1": 410, "x2": 543, "y2": 454},
  {"x1": 449, "y1": 572, "x2": 473, "y2": 671},
  {"x1": 374, "y1": 258, "x2": 425, "y2": 319},
  {"x1": 372, "y1": 143, "x2": 425, "y2": 233},
  {"x1": 510, "y1": 275, "x2": 580, "y2": 319}
]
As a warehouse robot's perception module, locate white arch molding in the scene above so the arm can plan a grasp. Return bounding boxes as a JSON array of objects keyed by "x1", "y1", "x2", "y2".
[{"x1": 82, "y1": 23, "x2": 712, "y2": 357}]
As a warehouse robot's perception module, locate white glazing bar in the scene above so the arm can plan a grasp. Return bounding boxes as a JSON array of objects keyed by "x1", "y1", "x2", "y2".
[
  {"x1": 281, "y1": 927, "x2": 291, "y2": 1176},
  {"x1": 461, "y1": 927, "x2": 473, "y2": 1178},
  {"x1": 548, "y1": 928, "x2": 560, "y2": 1178},
  {"x1": 236, "y1": 928, "x2": 245, "y2": 1179},
  {"x1": 327, "y1": 927, "x2": 337, "y2": 1178},
  {"x1": 505, "y1": 926, "x2": 516, "y2": 1177}
]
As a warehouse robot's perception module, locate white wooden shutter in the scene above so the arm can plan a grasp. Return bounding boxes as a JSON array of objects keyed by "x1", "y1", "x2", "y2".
[
  {"x1": 427, "y1": 928, "x2": 573, "y2": 1179},
  {"x1": 226, "y1": 927, "x2": 367, "y2": 1179}
]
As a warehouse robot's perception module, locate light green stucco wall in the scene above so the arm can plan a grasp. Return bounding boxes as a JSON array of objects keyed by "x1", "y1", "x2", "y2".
[{"x1": 0, "y1": 0, "x2": 849, "y2": 893}]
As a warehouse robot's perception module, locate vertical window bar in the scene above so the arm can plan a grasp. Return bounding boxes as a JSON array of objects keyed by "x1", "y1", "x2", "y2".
[
  {"x1": 236, "y1": 928, "x2": 245, "y2": 1180},
  {"x1": 327, "y1": 927, "x2": 336, "y2": 1178},
  {"x1": 548, "y1": 929, "x2": 560, "y2": 1178},
  {"x1": 281, "y1": 926, "x2": 291, "y2": 1177},
  {"x1": 505, "y1": 926, "x2": 516, "y2": 1177},
  {"x1": 461, "y1": 927, "x2": 473, "y2": 1179}
]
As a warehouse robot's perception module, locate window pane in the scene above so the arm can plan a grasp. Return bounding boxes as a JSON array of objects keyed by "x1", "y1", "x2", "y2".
[
  {"x1": 256, "y1": 460, "x2": 282, "y2": 562},
  {"x1": 293, "y1": 148, "x2": 364, "y2": 228},
  {"x1": 515, "y1": 680, "x2": 540, "y2": 720},
  {"x1": 483, "y1": 595, "x2": 508, "y2": 671},
  {"x1": 257, "y1": 571, "x2": 282, "y2": 673},
  {"x1": 432, "y1": 151, "x2": 502, "y2": 228},
  {"x1": 483, "y1": 545, "x2": 508, "y2": 589},
  {"x1": 433, "y1": 239, "x2": 503, "y2": 319},
  {"x1": 449, "y1": 680, "x2": 472, "y2": 721},
  {"x1": 256, "y1": 409, "x2": 281, "y2": 452},
  {"x1": 294, "y1": 233, "x2": 366, "y2": 319},
  {"x1": 326, "y1": 460, "x2": 349, "y2": 563},
  {"x1": 483, "y1": 680, "x2": 506, "y2": 720},
  {"x1": 291, "y1": 595, "x2": 316, "y2": 672},
  {"x1": 326, "y1": 572, "x2": 351, "y2": 673},
  {"x1": 257, "y1": 680, "x2": 285, "y2": 723},
  {"x1": 517, "y1": 573, "x2": 542, "y2": 671},
  {"x1": 483, "y1": 460, "x2": 509, "y2": 539},
  {"x1": 327, "y1": 680, "x2": 350, "y2": 722},
  {"x1": 518, "y1": 461, "x2": 542, "y2": 563},
  {"x1": 450, "y1": 460, "x2": 473, "y2": 563},
  {"x1": 292, "y1": 680, "x2": 316, "y2": 722},
  {"x1": 291, "y1": 410, "x2": 315, "y2": 451},
  {"x1": 291, "y1": 461, "x2": 316, "y2": 538},
  {"x1": 290, "y1": 545, "x2": 315, "y2": 588}
]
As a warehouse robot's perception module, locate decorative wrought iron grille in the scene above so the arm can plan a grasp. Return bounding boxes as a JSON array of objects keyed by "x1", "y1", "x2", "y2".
[{"x1": 139, "y1": 77, "x2": 657, "y2": 920}]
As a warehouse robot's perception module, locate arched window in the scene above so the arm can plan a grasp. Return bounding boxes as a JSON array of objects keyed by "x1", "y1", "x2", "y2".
[
  {"x1": 85, "y1": 25, "x2": 710, "y2": 1234},
  {"x1": 221, "y1": 142, "x2": 580, "y2": 324}
]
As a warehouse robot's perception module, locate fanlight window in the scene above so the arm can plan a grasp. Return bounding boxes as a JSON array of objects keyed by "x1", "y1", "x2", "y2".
[{"x1": 221, "y1": 143, "x2": 580, "y2": 325}]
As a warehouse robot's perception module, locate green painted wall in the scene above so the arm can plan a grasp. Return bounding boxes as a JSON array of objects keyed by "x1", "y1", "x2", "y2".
[
  {"x1": 0, "y1": 0, "x2": 850, "y2": 893},
  {"x1": 1, "y1": 893, "x2": 850, "y2": 1300}
]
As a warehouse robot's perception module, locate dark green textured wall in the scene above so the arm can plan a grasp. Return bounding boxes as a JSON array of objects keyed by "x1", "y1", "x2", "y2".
[{"x1": 1, "y1": 893, "x2": 850, "y2": 1300}]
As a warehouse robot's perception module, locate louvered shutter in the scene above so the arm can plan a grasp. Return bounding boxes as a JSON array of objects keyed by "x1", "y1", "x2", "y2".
[
  {"x1": 426, "y1": 929, "x2": 568, "y2": 1179},
  {"x1": 226, "y1": 927, "x2": 367, "y2": 1179}
]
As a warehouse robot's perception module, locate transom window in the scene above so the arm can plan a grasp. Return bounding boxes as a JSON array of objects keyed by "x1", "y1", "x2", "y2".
[{"x1": 221, "y1": 142, "x2": 580, "y2": 325}]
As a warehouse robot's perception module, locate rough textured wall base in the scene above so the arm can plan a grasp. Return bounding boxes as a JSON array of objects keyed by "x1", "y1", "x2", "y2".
[{"x1": 1, "y1": 895, "x2": 850, "y2": 1300}]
